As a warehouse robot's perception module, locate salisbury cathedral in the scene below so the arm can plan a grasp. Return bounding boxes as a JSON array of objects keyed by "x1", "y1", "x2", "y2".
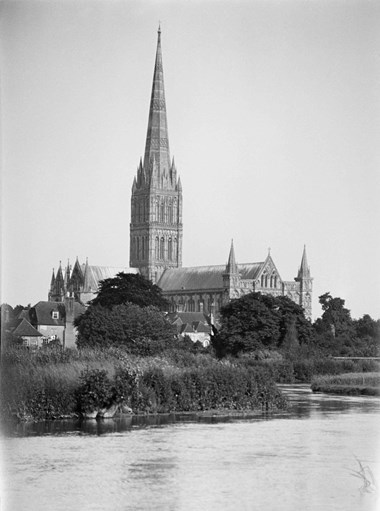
[{"x1": 49, "y1": 27, "x2": 313, "y2": 321}]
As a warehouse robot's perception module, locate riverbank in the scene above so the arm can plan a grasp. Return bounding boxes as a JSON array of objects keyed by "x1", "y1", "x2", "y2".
[
  {"x1": 0, "y1": 347, "x2": 288, "y2": 423},
  {"x1": 311, "y1": 372, "x2": 380, "y2": 396}
]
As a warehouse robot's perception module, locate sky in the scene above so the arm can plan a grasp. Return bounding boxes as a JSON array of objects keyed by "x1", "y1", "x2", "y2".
[{"x1": 1, "y1": 0, "x2": 379, "y2": 320}]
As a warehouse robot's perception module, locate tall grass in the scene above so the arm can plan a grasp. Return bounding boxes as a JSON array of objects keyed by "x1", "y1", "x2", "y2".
[
  {"x1": 311, "y1": 372, "x2": 380, "y2": 395},
  {"x1": 236, "y1": 356, "x2": 380, "y2": 384},
  {"x1": 312, "y1": 372, "x2": 380, "y2": 387},
  {"x1": 1, "y1": 346, "x2": 287, "y2": 422}
]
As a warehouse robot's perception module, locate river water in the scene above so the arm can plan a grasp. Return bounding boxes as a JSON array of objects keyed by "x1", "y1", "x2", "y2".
[{"x1": 1, "y1": 385, "x2": 379, "y2": 511}]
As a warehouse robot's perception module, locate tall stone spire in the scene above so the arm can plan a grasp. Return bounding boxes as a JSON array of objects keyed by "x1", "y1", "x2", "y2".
[
  {"x1": 143, "y1": 25, "x2": 171, "y2": 177},
  {"x1": 130, "y1": 27, "x2": 183, "y2": 283}
]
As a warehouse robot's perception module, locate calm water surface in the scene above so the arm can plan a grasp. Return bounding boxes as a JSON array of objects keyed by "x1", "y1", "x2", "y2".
[{"x1": 1, "y1": 385, "x2": 379, "y2": 511}]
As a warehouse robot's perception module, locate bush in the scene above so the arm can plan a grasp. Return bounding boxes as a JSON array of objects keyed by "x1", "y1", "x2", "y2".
[{"x1": 75, "y1": 369, "x2": 114, "y2": 414}]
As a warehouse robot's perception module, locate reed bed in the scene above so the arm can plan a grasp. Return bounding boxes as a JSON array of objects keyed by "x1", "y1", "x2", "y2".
[
  {"x1": 1, "y1": 347, "x2": 287, "y2": 422},
  {"x1": 311, "y1": 372, "x2": 380, "y2": 396}
]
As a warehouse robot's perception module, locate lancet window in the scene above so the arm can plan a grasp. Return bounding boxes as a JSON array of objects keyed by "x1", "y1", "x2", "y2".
[
  {"x1": 155, "y1": 237, "x2": 159, "y2": 259},
  {"x1": 168, "y1": 237, "x2": 173, "y2": 261}
]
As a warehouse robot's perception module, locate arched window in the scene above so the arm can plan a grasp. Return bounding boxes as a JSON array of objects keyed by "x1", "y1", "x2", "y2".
[
  {"x1": 142, "y1": 237, "x2": 145, "y2": 260},
  {"x1": 156, "y1": 200, "x2": 160, "y2": 222},
  {"x1": 274, "y1": 276, "x2": 277, "y2": 288},
  {"x1": 155, "y1": 237, "x2": 159, "y2": 259},
  {"x1": 160, "y1": 237, "x2": 165, "y2": 259},
  {"x1": 136, "y1": 237, "x2": 140, "y2": 260},
  {"x1": 168, "y1": 237, "x2": 173, "y2": 261},
  {"x1": 265, "y1": 274, "x2": 268, "y2": 287},
  {"x1": 261, "y1": 274, "x2": 265, "y2": 287},
  {"x1": 270, "y1": 275, "x2": 274, "y2": 288},
  {"x1": 161, "y1": 202, "x2": 165, "y2": 223},
  {"x1": 173, "y1": 200, "x2": 177, "y2": 222},
  {"x1": 168, "y1": 202, "x2": 173, "y2": 223},
  {"x1": 188, "y1": 298, "x2": 195, "y2": 312}
]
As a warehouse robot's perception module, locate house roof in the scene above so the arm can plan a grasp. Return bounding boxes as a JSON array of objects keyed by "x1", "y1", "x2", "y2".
[
  {"x1": 168, "y1": 312, "x2": 212, "y2": 335},
  {"x1": 31, "y1": 301, "x2": 66, "y2": 326},
  {"x1": 158, "y1": 262, "x2": 265, "y2": 292},
  {"x1": 11, "y1": 318, "x2": 42, "y2": 337},
  {"x1": 167, "y1": 312, "x2": 210, "y2": 324}
]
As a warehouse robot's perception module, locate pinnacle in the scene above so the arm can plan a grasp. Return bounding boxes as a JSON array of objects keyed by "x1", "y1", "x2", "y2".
[{"x1": 226, "y1": 239, "x2": 238, "y2": 274}]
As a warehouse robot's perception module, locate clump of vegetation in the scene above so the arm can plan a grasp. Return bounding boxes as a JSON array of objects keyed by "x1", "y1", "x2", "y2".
[
  {"x1": 0, "y1": 346, "x2": 288, "y2": 422},
  {"x1": 313, "y1": 293, "x2": 380, "y2": 357}
]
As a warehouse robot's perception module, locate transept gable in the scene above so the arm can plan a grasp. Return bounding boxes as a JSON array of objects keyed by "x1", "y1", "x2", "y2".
[{"x1": 255, "y1": 254, "x2": 283, "y2": 289}]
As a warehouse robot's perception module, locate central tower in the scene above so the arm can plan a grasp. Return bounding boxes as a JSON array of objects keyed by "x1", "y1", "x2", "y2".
[{"x1": 130, "y1": 27, "x2": 183, "y2": 283}]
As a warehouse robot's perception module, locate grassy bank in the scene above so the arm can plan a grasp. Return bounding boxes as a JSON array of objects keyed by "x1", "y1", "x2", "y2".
[
  {"x1": 0, "y1": 347, "x2": 287, "y2": 422},
  {"x1": 311, "y1": 372, "x2": 380, "y2": 396},
  {"x1": 236, "y1": 355, "x2": 380, "y2": 384}
]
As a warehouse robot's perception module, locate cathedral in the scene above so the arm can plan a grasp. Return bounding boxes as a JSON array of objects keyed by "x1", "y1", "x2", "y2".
[{"x1": 49, "y1": 27, "x2": 313, "y2": 320}]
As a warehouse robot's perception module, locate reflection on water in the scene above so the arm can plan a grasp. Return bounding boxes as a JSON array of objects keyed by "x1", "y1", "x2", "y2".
[{"x1": 1, "y1": 385, "x2": 379, "y2": 511}]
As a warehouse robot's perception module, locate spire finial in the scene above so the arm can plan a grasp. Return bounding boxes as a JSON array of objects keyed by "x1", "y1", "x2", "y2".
[{"x1": 268, "y1": 247, "x2": 271, "y2": 255}]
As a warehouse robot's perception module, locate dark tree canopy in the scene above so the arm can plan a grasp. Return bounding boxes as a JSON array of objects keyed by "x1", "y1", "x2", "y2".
[
  {"x1": 212, "y1": 292, "x2": 314, "y2": 357},
  {"x1": 90, "y1": 273, "x2": 169, "y2": 310},
  {"x1": 312, "y1": 293, "x2": 380, "y2": 356},
  {"x1": 75, "y1": 303, "x2": 176, "y2": 355},
  {"x1": 314, "y1": 292, "x2": 354, "y2": 338}
]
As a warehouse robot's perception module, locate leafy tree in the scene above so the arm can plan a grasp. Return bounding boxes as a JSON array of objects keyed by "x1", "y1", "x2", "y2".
[
  {"x1": 75, "y1": 303, "x2": 176, "y2": 355},
  {"x1": 354, "y1": 314, "x2": 380, "y2": 340},
  {"x1": 212, "y1": 292, "x2": 313, "y2": 357},
  {"x1": 314, "y1": 292, "x2": 354, "y2": 338},
  {"x1": 312, "y1": 294, "x2": 380, "y2": 356},
  {"x1": 90, "y1": 272, "x2": 169, "y2": 310}
]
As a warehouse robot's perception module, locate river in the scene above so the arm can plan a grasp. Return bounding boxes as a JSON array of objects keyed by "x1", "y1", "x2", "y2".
[{"x1": 1, "y1": 385, "x2": 379, "y2": 511}]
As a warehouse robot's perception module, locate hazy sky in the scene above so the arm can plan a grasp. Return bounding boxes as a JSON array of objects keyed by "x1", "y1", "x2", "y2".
[{"x1": 1, "y1": 0, "x2": 379, "y2": 320}]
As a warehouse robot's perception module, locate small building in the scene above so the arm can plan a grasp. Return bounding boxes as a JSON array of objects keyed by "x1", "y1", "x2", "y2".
[
  {"x1": 13, "y1": 300, "x2": 86, "y2": 349},
  {"x1": 167, "y1": 312, "x2": 213, "y2": 347},
  {"x1": 6, "y1": 318, "x2": 43, "y2": 349}
]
